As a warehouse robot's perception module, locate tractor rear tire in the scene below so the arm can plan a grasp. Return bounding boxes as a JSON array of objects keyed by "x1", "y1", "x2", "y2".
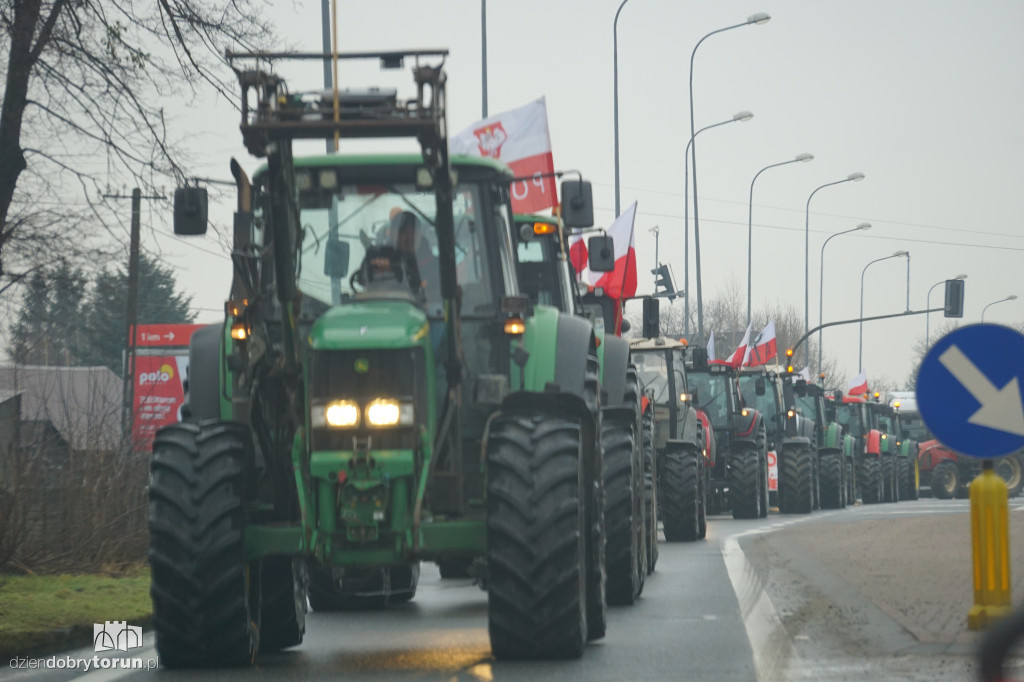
[
  {"x1": 859, "y1": 458, "x2": 882, "y2": 504},
  {"x1": 259, "y1": 556, "x2": 307, "y2": 652},
  {"x1": 660, "y1": 447, "x2": 704, "y2": 542},
  {"x1": 486, "y1": 413, "x2": 588, "y2": 660},
  {"x1": 148, "y1": 422, "x2": 259, "y2": 668},
  {"x1": 779, "y1": 445, "x2": 813, "y2": 514},
  {"x1": 602, "y1": 415, "x2": 642, "y2": 606},
  {"x1": 583, "y1": 354, "x2": 607, "y2": 642},
  {"x1": 932, "y1": 460, "x2": 959, "y2": 500},
  {"x1": 388, "y1": 563, "x2": 420, "y2": 605},
  {"x1": 729, "y1": 449, "x2": 761, "y2": 520},
  {"x1": 642, "y1": 410, "x2": 658, "y2": 573},
  {"x1": 996, "y1": 454, "x2": 1024, "y2": 498},
  {"x1": 895, "y1": 458, "x2": 909, "y2": 503},
  {"x1": 846, "y1": 458, "x2": 856, "y2": 505},
  {"x1": 757, "y1": 426, "x2": 770, "y2": 518},
  {"x1": 881, "y1": 457, "x2": 894, "y2": 503},
  {"x1": 819, "y1": 452, "x2": 844, "y2": 510},
  {"x1": 623, "y1": 365, "x2": 648, "y2": 591}
]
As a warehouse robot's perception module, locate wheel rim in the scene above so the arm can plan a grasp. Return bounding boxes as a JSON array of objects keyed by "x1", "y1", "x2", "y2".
[{"x1": 996, "y1": 456, "x2": 1022, "y2": 490}]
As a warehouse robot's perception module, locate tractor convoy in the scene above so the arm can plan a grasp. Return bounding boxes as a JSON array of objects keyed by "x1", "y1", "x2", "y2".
[{"x1": 149, "y1": 43, "x2": 1008, "y2": 670}]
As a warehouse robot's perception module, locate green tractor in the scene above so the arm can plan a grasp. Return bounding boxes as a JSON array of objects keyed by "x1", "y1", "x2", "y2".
[
  {"x1": 788, "y1": 378, "x2": 852, "y2": 509},
  {"x1": 151, "y1": 50, "x2": 609, "y2": 665},
  {"x1": 872, "y1": 396, "x2": 915, "y2": 502},
  {"x1": 512, "y1": 214, "x2": 651, "y2": 603}
]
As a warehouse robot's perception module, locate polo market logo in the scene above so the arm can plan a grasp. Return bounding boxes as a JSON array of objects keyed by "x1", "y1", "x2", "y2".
[
  {"x1": 94, "y1": 621, "x2": 143, "y2": 652},
  {"x1": 138, "y1": 364, "x2": 175, "y2": 386}
]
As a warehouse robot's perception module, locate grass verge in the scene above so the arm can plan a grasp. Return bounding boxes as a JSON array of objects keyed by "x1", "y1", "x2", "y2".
[{"x1": 0, "y1": 566, "x2": 151, "y2": 659}]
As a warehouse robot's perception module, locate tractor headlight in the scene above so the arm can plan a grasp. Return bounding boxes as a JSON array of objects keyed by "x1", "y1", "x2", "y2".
[
  {"x1": 366, "y1": 398, "x2": 414, "y2": 427},
  {"x1": 312, "y1": 400, "x2": 360, "y2": 428}
]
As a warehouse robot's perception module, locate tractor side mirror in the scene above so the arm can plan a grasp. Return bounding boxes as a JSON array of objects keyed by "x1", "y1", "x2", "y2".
[
  {"x1": 324, "y1": 238, "x2": 351, "y2": 278},
  {"x1": 755, "y1": 377, "x2": 766, "y2": 396},
  {"x1": 174, "y1": 187, "x2": 208, "y2": 236},
  {"x1": 620, "y1": 318, "x2": 631, "y2": 333},
  {"x1": 560, "y1": 180, "x2": 594, "y2": 228},
  {"x1": 690, "y1": 346, "x2": 708, "y2": 370},
  {"x1": 588, "y1": 235, "x2": 615, "y2": 272}
]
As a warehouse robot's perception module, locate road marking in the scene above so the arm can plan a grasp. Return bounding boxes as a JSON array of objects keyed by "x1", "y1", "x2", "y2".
[{"x1": 939, "y1": 344, "x2": 1024, "y2": 435}]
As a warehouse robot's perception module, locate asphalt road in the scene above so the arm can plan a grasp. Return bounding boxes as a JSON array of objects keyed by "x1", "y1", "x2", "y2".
[{"x1": 8, "y1": 500, "x2": 1024, "y2": 682}]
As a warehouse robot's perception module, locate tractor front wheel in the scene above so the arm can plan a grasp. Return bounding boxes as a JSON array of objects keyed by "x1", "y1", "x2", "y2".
[
  {"x1": 932, "y1": 460, "x2": 959, "y2": 500},
  {"x1": 996, "y1": 454, "x2": 1024, "y2": 498},
  {"x1": 860, "y1": 458, "x2": 883, "y2": 504},
  {"x1": 486, "y1": 413, "x2": 588, "y2": 660},
  {"x1": 660, "y1": 447, "x2": 704, "y2": 542},
  {"x1": 779, "y1": 445, "x2": 813, "y2": 514},
  {"x1": 602, "y1": 415, "x2": 642, "y2": 605},
  {"x1": 148, "y1": 422, "x2": 260, "y2": 668},
  {"x1": 259, "y1": 556, "x2": 307, "y2": 652},
  {"x1": 729, "y1": 449, "x2": 761, "y2": 520},
  {"x1": 819, "y1": 452, "x2": 844, "y2": 510}
]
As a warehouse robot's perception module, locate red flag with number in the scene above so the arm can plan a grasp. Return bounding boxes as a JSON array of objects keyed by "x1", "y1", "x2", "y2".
[{"x1": 450, "y1": 97, "x2": 557, "y2": 213}]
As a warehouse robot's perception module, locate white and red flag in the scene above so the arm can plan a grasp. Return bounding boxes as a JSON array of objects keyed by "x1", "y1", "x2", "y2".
[
  {"x1": 450, "y1": 97, "x2": 556, "y2": 213},
  {"x1": 744, "y1": 319, "x2": 777, "y2": 367},
  {"x1": 706, "y1": 330, "x2": 716, "y2": 362},
  {"x1": 568, "y1": 232, "x2": 588, "y2": 277},
  {"x1": 848, "y1": 371, "x2": 868, "y2": 395},
  {"x1": 587, "y1": 201, "x2": 638, "y2": 300},
  {"x1": 727, "y1": 322, "x2": 753, "y2": 369}
]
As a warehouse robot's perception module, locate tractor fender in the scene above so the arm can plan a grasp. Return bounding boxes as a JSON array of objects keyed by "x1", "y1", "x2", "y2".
[
  {"x1": 603, "y1": 405, "x2": 636, "y2": 425},
  {"x1": 500, "y1": 390, "x2": 595, "y2": 432},
  {"x1": 865, "y1": 429, "x2": 882, "y2": 457},
  {"x1": 601, "y1": 335, "x2": 630, "y2": 408},
  {"x1": 553, "y1": 313, "x2": 596, "y2": 400},
  {"x1": 919, "y1": 439, "x2": 957, "y2": 471},
  {"x1": 821, "y1": 422, "x2": 844, "y2": 451},
  {"x1": 678, "y1": 404, "x2": 700, "y2": 449},
  {"x1": 696, "y1": 410, "x2": 715, "y2": 466},
  {"x1": 519, "y1": 307, "x2": 596, "y2": 402},
  {"x1": 181, "y1": 323, "x2": 224, "y2": 422},
  {"x1": 782, "y1": 435, "x2": 812, "y2": 451}
]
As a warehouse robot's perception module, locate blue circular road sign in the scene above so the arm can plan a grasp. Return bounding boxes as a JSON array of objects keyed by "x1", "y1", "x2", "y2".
[{"x1": 917, "y1": 324, "x2": 1024, "y2": 459}]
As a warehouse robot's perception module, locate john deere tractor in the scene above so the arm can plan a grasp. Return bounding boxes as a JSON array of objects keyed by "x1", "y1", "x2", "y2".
[
  {"x1": 788, "y1": 379, "x2": 852, "y2": 509},
  {"x1": 512, "y1": 213, "x2": 651, "y2": 604},
  {"x1": 151, "y1": 50, "x2": 609, "y2": 665},
  {"x1": 686, "y1": 350, "x2": 768, "y2": 520},
  {"x1": 739, "y1": 366, "x2": 816, "y2": 514},
  {"x1": 829, "y1": 393, "x2": 885, "y2": 504}
]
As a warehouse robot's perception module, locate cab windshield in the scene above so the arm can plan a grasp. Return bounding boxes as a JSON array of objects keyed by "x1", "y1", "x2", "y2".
[
  {"x1": 688, "y1": 372, "x2": 731, "y2": 428},
  {"x1": 835, "y1": 404, "x2": 863, "y2": 437},
  {"x1": 633, "y1": 350, "x2": 670, "y2": 403},
  {"x1": 291, "y1": 180, "x2": 503, "y2": 316}
]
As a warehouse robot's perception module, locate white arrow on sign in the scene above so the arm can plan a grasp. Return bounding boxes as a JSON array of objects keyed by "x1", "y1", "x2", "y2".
[{"x1": 938, "y1": 345, "x2": 1024, "y2": 436}]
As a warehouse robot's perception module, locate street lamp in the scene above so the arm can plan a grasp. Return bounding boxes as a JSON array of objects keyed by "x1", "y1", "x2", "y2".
[
  {"x1": 982, "y1": 295, "x2": 1018, "y2": 322},
  {"x1": 804, "y1": 172, "x2": 865, "y2": 345},
  {"x1": 859, "y1": 250, "x2": 909, "y2": 372},
  {"x1": 747, "y1": 152, "x2": 814, "y2": 326},
  {"x1": 926, "y1": 274, "x2": 967, "y2": 346},
  {"x1": 682, "y1": 110, "x2": 754, "y2": 336},
  {"x1": 690, "y1": 11, "x2": 771, "y2": 344},
  {"x1": 818, "y1": 222, "x2": 871, "y2": 373},
  {"x1": 612, "y1": 0, "x2": 632, "y2": 218}
]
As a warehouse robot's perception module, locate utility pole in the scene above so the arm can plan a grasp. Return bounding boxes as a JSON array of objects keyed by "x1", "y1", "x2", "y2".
[{"x1": 104, "y1": 187, "x2": 164, "y2": 450}]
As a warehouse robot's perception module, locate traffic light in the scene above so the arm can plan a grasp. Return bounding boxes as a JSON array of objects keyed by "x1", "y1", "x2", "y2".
[
  {"x1": 944, "y1": 278, "x2": 965, "y2": 318},
  {"x1": 652, "y1": 264, "x2": 676, "y2": 300}
]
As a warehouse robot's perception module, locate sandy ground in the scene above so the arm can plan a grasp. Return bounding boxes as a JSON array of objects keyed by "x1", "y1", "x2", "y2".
[{"x1": 742, "y1": 505, "x2": 1024, "y2": 681}]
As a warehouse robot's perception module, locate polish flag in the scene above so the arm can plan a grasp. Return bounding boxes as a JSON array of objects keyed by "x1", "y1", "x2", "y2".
[
  {"x1": 727, "y1": 323, "x2": 753, "y2": 369},
  {"x1": 568, "y1": 232, "x2": 588, "y2": 277},
  {"x1": 848, "y1": 371, "x2": 868, "y2": 395},
  {"x1": 587, "y1": 201, "x2": 638, "y2": 300},
  {"x1": 706, "y1": 330, "x2": 717, "y2": 362},
  {"x1": 744, "y1": 319, "x2": 777, "y2": 367},
  {"x1": 450, "y1": 97, "x2": 557, "y2": 213}
]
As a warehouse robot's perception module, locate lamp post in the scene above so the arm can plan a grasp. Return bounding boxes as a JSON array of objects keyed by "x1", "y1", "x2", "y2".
[
  {"x1": 818, "y1": 222, "x2": 871, "y2": 373},
  {"x1": 682, "y1": 110, "x2": 753, "y2": 336},
  {"x1": 747, "y1": 152, "x2": 814, "y2": 327},
  {"x1": 689, "y1": 11, "x2": 770, "y2": 344},
  {"x1": 804, "y1": 172, "x2": 865, "y2": 344},
  {"x1": 926, "y1": 274, "x2": 967, "y2": 346},
  {"x1": 982, "y1": 295, "x2": 1018, "y2": 322},
  {"x1": 859, "y1": 250, "x2": 908, "y2": 372},
  {"x1": 612, "y1": 0, "x2": 632, "y2": 218}
]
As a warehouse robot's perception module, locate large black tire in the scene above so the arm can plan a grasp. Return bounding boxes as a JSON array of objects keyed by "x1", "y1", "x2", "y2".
[
  {"x1": 582, "y1": 354, "x2": 607, "y2": 641},
  {"x1": 623, "y1": 366, "x2": 648, "y2": 591},
  {"x1": 846, "y1": 458, "x2": 856, "y2": 505},
  {"x1": 642, "y1": 410, "x2": 658, "y2": 574},
  {"x1": 996, "y1": 454, "x2": 1024, "y2": 499},
  {"x1": 660, "y1": 447, "x2": 703, "y2": 542},
  {"x1": 486, "y1": 413, "x2": 588, "y2": 660},
  {"x1": 881, "y1": 457, "x2": 895, "y2": 503},
  {"x1": 779, "y1": 445, "x2": 813, "y2": 514},
  {"x1": 602, "y1": 415, "x2": 642, "y2": 606},
  {"x1": 859, "y1": 458, "x2": 882, "y2": 504},
  {"x1": 259, "y1": 556, "x2": 306, "y2": 652},
  {"x1": 388, "y1": 563, "x2": 420, "y2": 605},
  {"x1": 895, "y1": 458, "x2": 909, "y2": 503},
  {"x1": 908, "y1": 457, "x2": 920, "y2": 501},
  {"x1": 819, "y1": 452, "x2": 844, "y2": 509},
  {"x1": 307, "y1": 560, "x2": 346, "y2": 611},
  {"x1": 149, "y1": 422, "x2": 259, "y2": 668},
  {"x1": 932, "y1": 460, "x2": 959, "y2": 500},
  {"x1": 729, "y1": 449, "x2": 761, "y2": 520}
]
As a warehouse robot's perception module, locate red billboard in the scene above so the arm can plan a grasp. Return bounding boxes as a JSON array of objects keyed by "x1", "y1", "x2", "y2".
[{"x1": 131, "y1": 324, "x2": 203, "y2": 451}]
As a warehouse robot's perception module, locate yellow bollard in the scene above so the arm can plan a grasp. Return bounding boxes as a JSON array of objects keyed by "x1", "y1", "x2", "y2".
[{"x1": 968, "y1": 460, "x2": 1013, "y2": 630}]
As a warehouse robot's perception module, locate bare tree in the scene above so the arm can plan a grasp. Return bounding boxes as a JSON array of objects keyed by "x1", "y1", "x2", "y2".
[{"x1": 0, "y1": 0, "x2": 276, "y2": 286}]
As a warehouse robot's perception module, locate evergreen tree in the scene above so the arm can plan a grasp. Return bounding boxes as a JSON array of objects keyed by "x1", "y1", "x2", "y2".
[
  {"x1": 77, "y1": 252, "x2": 196, "y2": 375},
  {"x1": 9, "y1": 261, "x2": 88, "y2": 365}
]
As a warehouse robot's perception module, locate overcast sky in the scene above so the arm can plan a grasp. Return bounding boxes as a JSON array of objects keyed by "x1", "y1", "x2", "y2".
[{"x1": 149, "y1": 0, "x2": 1024, "y2": 388}]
